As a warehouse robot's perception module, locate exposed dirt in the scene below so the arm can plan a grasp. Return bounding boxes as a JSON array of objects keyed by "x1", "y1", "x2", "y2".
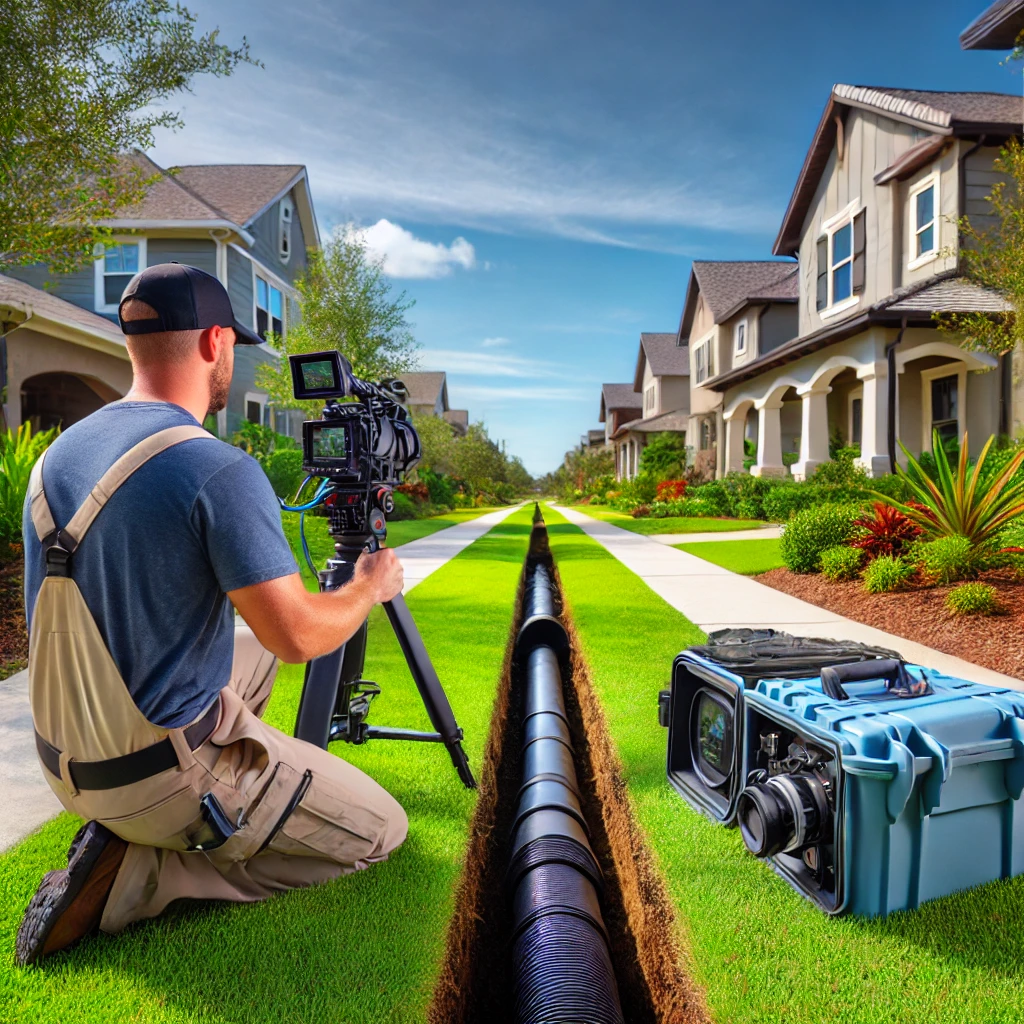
[
  {"x1": 0, "y1": 547, "x2": 27, "y2": 681},
  {"x1": 429, "y1": 513, "x2": 709, "y2": 1023},
  {"x1": 756, "y1": 566, "x2": 1024, "y2": 680}
]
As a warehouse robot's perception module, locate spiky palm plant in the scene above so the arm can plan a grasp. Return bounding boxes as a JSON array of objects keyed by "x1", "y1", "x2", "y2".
[
  {"x1": 0, "y1": 422, "x2": 58, "y2": 546},
  {"x1": 875, "y1": 430, "x2": 1024, "y2": 549}
]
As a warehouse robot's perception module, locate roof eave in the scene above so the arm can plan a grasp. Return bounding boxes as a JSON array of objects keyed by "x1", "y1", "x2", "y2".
[
  {"x1": 961, "y1": 0, "x2": 1024, "y2": 48},
  {"x1": 4, "y1": 305, "x2": 128, "y2": 360},
  {"x1": 98, "y1": 218, "x2": 256, "y2": 247},
  {"x1": 243, "y1": 168, "x2": 322, "y2": 251}
]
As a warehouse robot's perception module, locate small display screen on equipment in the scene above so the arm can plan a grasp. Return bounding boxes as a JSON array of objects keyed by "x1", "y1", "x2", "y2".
[
  {"x1": 693, "y1": 689, "x2": 733, "y2": 789},
  {"x1": 301, "y1": 359, "x2": 337, "y2": 391},
  {"x1": 311, "y1": 425, "x2": 348, "y2": 460}
]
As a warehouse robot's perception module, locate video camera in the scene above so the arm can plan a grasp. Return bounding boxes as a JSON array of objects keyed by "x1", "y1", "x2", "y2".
[{"x1": 660, "y1": 630, "x2": 1024, "y2": 916}]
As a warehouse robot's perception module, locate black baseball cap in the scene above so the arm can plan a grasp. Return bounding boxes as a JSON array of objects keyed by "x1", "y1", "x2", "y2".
[{"x1": 117, "y1": 262, "x2": 262, "y2": 344}]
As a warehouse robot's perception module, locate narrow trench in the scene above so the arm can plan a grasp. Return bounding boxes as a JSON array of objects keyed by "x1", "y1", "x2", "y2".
[{"x1": 430, "y1": 506, "x2": 709, "y2": 1024}]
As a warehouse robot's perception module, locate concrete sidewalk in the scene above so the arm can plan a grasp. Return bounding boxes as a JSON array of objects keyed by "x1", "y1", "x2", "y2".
[
  {"x1": 0, "y1": 505, "x2": 523, "y2": 854},
  {"x1": 553, "y1": 503, "x2": 1023, "y2": 692}
]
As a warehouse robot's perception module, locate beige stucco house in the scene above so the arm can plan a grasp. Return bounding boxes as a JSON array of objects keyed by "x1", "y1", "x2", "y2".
[
  {"x1": 599, "y1": 383, "x2": 642, "y2": 479},
  {"x1": 702, "y1": 85, "x2": 1019, "y2": 479},
  {"x1": 679, "y1": 262, "x2": 798, "y2": 477},
  {"x1": 402, "y1": 370, "x2": 469, "y2": 436}
]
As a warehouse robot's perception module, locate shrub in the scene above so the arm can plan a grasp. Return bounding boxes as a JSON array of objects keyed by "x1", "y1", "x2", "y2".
[
  {"x1": 762, "y1": 483, "x2": 822, "y2": 522},
  {"x1": 863, "y1": 555, "x2": 916, "y2": 594},
  {"x1": 390, "y1": 491, "x2": 418, "y2": 520},
  {"x1": 688, "y1": 480, "x2": 732, "y2": 517},
  {"x1": 820, "y1": 545, "x2": 863, "y2": 581},
  {"x1": 779, "y1": 503, "x2": 861, "y2": 573},
  {"x1": 734, "y1": 498, "x2": 762, "y2": 519},
  {"x1": 397, "y1": 481, "x2": 430, "y2": 504},
  {"x1": 419, "y1": 468, "x2": 456, "y2": 508},
  {"x1": 264, "y1": 449, "x2": 305, "y2": 500},
  {"x1": 850, "y1": 501, "x2": 922, "y2": 560},
  {"x1": 813, "y1": 447, "x2": 866, "y2": 488},
  {"x1": 612, "y1": 473, "x2": 657, "y2": 509},
  {"x1": 0, "y1": 422, "x2": 59, "y2": 545},
  {"x1": 915, "y1": 535, "x2": 981, "y2": 584},
  {"x1": 656, "y1": 479, "x2": 687, "y2": 501},
  {"x1": 946, "y1": 582, "x2": 1000, "y2": 616},
  {"x1": 631, "y1": 503, "x2": 652, "y2": 518}
]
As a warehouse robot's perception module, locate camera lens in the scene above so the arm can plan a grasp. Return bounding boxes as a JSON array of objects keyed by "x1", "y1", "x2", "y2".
[{"x1": 737, "y1": 772, "x2": 831, "y2": 858}]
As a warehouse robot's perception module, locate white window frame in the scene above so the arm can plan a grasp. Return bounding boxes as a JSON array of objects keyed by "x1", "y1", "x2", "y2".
[
  {"x1": 907, "y1": 172, "x2": 940, "y2": 271},
  {"x1": 94, "y1": 236, "x2": 147, "y2": 314},
  {"x1": 278, "y1": 197, "x2": 293, "y2": 264},
  {"x1": 921, "y1": 363, "x2": 966, "y2": 446},
  {"x1": 693, "y1": 331, "x2": 715, "y2": 384},
  {"x1": 243, "y1": 390, "x2": 268, "y2": 427},
  {"x1": 819, "y1": 199, "x2": 861, "y2": 321},
  {"x1": 734, "y1": 319, "x2": 748, "y2": 357},
  {"x1": 848, "y1": 385, "x2": 864, "y2": 446},
  {"x1": 253, "y1": 270, "x2": 287, "y2": 341}
]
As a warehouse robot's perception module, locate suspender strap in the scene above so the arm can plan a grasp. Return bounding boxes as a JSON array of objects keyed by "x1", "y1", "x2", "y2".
[{"x1": 29, "y1": 425, "x2": 213, "y2": 570}]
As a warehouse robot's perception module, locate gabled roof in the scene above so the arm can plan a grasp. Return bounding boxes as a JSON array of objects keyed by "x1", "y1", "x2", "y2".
[
  {"x1": 599, "y1": 383, "x2": 642, "y2": 423},
  {"x1": 172, "y1": 165, "x2": 304, "y2": 225},
  {"x1": 443, "y1": 408, "x2": 469, "y2": 429},
  {"x1": 961, "y1": 0, "x2": 1024, "y2": 49},
  {"x1": 633, "y1": 332, "x2": 688, "y2": 390},
  {"x1": 678, "y1": 261, "x2": 798, "y2": 339},
  {"x1": 0, "y1": 274, "x2": 127, "y2": 357},
  {"x1": 774, "y1": 85, "x2": 1024, "y2": 256},
  {"x1": 401, "y1": 371, "x2": 448, "y2": 411}
]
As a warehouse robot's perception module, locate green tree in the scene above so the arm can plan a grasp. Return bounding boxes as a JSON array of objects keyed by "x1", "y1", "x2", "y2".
[
  {"x1": 506, "y1": 456, "x2": 534, "y2": 493},
  {"x1": 258, "y1": 234, "x2": 419, "y2": 417},
  {"x1": 452, "y1": 423, "x2": 507, "y2": 491},
  {"x1": 412, "y1": 413, "x2": 457, "y2": 476},
  {"x1": 938, "y1": 138, "x2": 1024, "y2": 354},
  {"x1": 1, "y1": 0, "x2": 257, "y2": 272},
  {"x1": 638, "y1": 431, "x2": 688, "y2": 480}
]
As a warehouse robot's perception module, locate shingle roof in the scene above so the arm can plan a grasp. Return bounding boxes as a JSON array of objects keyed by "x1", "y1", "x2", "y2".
[
  {"x1": 601, "y1": 383, "x2": 642, "y2": 409},
  {"x1": 114, "y1": 152, "x2": 227, "y2": 222},
  {"x1": 961, "y1": 0, "x2": 1024, "y2": 49},
  {"x1": 629, "y1": 409, "x2": 689, "y2": 434},
  {"x1": 401, "y1": 371, "x2": 448, "y2": 409},
  {"x1": 880, "y1": 277, "x2": 1012, "y2": 314},
  {"x1": 687, "y1": 261, "x2": 798, "y2": 327},
  {"x1": 0, "y1": 274, "x2": 125, "y2": 347},
  {"x1": 640, "y1": 333, "x2": 689, "y2": 375},
  {"x1": 172, "y1": 164, "x2": 305, "y2": 226},
  {"x1": 443, "y1": 409, "x2": 469, "y2": 428},
  {"x1": 775, "y1": 85, "x2": 1024, "y2": 256}
]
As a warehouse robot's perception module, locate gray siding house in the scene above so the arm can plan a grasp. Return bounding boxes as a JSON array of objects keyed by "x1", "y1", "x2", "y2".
[{"x1": 2, "y1": 153, "x2": 320, "y2": 438}]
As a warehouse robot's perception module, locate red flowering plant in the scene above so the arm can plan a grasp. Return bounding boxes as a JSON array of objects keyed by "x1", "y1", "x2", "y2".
[
  {"x1": 850, "y1": 501, "x2": 923, "y2": 560},
  {"x1": 655, "y1": 479, "x2": 687, "y2": 502}
]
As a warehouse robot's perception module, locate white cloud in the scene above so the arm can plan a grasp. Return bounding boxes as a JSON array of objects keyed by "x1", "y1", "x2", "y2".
[
  {"x1": 481, "y1": 336, "x2": 510, "y2": 347},
  {"x1": 418, "y1": 347, "x2": 563, "y2": 378},
  {"x1": 345, "y1": 219, "x2": 476, "y2": 279},
  {"x1": 454, "y1": 385, "x2": 591, "y2": 403}
]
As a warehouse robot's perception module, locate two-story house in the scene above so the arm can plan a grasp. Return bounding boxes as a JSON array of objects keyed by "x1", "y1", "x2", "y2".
[
  {"x1": 2, "y1": 152, "x2": 320, "y2": 438},
  {"x1": 599, "y1": 383, "x2": 642, "y2": 480},
  {"x1": 702, "y1": 86, "x2": 1018, "y2": 479},
  {"x1": 679, "y1": 262, "x2": 799, "y2": 477},
  {"x1": 402, "y1": 370, "x2": 469, "y2": 436}
]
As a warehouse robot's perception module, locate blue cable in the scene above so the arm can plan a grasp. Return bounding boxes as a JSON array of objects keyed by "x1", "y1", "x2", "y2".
[
  {"x1": 299, "y1": 511, "x2": 317, "y2": 578},
  {"x1": 279, "y1": 478, "x2": 329, "y2": 513}
]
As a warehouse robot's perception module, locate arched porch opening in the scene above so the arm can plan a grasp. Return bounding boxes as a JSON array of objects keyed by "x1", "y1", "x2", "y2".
[{"x1": 20, "y1": 372, "x2": 122, "y2": 432}]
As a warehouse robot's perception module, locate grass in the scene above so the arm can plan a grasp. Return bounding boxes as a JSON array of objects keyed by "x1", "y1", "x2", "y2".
[
  {"x1": 281, "y1": 506, "x2": 508, "y2": 590},
  {"x1": 0, "y1": 506, "x2": 534, "y2": 1024},
  {"x1": 543, "y1": 504, "x2": 1024, "y2": 1024},
  {"x1": 674, "y1": 537, "x2": 784, "y2": 575},
  {"x1": 575, "y1": 505, "x2": 765, "y2": 535}
]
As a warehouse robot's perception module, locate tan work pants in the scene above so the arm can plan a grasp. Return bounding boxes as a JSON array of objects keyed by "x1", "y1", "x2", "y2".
[{"x1": 43, "y1": 626, "x2": 408, "y2": 934}]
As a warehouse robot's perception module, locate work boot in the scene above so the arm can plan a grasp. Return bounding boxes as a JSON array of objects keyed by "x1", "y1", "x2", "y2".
[{"x1": 15, "y1": 821, "x2": 127, "y2": 966}]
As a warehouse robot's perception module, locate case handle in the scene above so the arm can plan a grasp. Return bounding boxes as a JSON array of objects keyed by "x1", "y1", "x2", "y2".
[{"x1": 820, "y1": 659, "x2": 932, "y2": 701}]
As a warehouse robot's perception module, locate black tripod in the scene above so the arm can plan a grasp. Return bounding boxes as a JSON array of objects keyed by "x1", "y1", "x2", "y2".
[{"x1": 293, "y1": 529, "x2": 477, "y2": 789}]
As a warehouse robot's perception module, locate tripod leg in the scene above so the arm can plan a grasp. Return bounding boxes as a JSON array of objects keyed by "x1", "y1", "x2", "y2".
[
  {"x1": 383, "y1": 594, "x2": 477, "y2": 789},
  {"x1": 294, "y1": 645, "x2": 346, "y2": 748}
]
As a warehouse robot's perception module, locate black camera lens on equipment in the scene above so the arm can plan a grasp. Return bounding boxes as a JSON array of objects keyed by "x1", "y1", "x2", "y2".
[{"x1": 737, "y1": 772, "x2": 831, "y2": 858}]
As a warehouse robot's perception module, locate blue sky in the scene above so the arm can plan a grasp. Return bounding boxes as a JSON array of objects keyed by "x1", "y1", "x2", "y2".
[{"x1": 151, "y1": 0, "x2": 1018, "y2": 473}]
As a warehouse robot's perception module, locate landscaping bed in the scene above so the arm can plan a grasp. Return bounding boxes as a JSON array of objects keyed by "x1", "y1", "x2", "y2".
[
  {"x1": 758, "y1": 565, "x2": 1024, "y2": 679},
  {"x1": 0, "y1": 548, "x2": 27, "y2": 681}
]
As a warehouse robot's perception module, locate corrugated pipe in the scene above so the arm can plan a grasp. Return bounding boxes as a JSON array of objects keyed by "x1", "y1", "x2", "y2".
[{"x1": 507, "y1": 561, "x2": 625, "y2": 1024}]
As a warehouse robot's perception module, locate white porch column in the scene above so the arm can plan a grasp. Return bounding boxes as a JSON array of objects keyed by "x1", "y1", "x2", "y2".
[
  {"x1": 856, "y1": 362, "x2": 890, "y2": 478},
  {"x1": 723, "y1": 412, "x2": 747, "y2": 474},
  {"x1": 750, "y1": 399, "x2": 786, "y2": 478},
  {"x1": 791, "y1": 385, "x2": 831, "y2": 481}
]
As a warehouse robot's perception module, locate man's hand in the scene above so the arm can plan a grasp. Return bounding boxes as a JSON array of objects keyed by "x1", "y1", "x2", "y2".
[
  {"x1": 228, "y1": 548, "x2": 404, "y2": 664},
  {"x1": 354, "y1": 547, "x2": 404, "y2": 604}
]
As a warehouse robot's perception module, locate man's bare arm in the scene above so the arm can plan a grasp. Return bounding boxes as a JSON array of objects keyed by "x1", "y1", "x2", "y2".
[{"x1": 228, "y1": 547, "x2": 404, "y2": 663}]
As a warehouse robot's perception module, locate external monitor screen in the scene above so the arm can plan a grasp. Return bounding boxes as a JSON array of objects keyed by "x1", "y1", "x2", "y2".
[
  {"x1": 311, "y1": 425, "x2": 349, "y2": 460},
  {"x1": 694, "y1": 689, "x2": 733, "y2": 789},
  {"x1": 301, "y1": 359, "x2": 337, "y2": 391}
]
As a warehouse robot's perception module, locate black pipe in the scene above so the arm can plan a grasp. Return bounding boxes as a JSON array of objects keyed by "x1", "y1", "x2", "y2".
[{"x1": 507, "y1": 553, "x2": 625, "y2": 1024}]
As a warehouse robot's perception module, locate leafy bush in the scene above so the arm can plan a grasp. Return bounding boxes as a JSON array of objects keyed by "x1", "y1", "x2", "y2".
[
  {"x1": 819, "y1": 545, "x2": 863, "y2": 581},
  {"x1": 862, "y1": 555, "x2": 916, "y2": 594},
  {"x1": 812, "y1": 447, "x2": 865, "y2": 488},
  {"x1": 779, "y1": 503, "x2": 861, "y2": 573},
  {"x1": 397, "y1": 481, "x2": 430, "y2": 504},
  {"x1": 631, "y1": 503, "x2": 652, "y2": 518},
  {"x1": 946, "y1": 582, "x2": 1000, "y2": 616},
  {"x1": 419, "y1": 468, "x2": 456, "y2": 508},
  {"x1": 916, "y1": 535, "x2": 980, "y2": 584},
  {"x1": 639, "y1": 432, "x2": 688, "y2": 479},
  {"x1": 880, "y1": 430, "x2": 1024, "y2": 547},
  {"x1": 390, "y1": 491, "x2": 418, "y2": 520},
  {"x1": 264, "y1": 449, "x2": 305, "y2": 500},
  {"x1": 762, "y1": 483, "x2": 822, "y2": 522},
  {"x1": 612, "y1": 473, "x2": 657, "y2": 510},
  {"x1": 656, "y1": 479, "x2": 687, "y2": 501},
  {"x1": 0, "y1": 423, "x2": 59, "y2": 546},
  {"x1": 687, "y1": 480, "x2": 732, "y2": 517},
  {"x1": 850, "y1": 502, "x2": 922, "y2": 560}
]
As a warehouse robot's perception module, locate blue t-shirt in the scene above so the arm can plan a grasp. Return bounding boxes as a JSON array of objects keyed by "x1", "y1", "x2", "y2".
[{"x1": 23, "y1": 401, "x2": 298, "y2": 728}]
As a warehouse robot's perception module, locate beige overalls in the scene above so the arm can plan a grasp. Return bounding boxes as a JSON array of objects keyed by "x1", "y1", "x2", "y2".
[{"x1": 27, "y1": 425, "x2": 407, "y2": 933}]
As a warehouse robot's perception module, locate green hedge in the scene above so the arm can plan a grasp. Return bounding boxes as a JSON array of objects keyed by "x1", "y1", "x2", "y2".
[{"x1": 779, "y1": 503, "x2": 861, "y2": 573}]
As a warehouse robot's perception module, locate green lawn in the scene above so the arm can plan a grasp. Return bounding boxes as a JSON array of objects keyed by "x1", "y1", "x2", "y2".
[
  {"x1": 675, "y1": 537, "x2": 784, "y2": 575},
  {"x1": 574, "y1": 505, "x2": 765, "y2": 535},
  {"x1": 543, "y1": 505, "x2": 1024, "y2": 1024},
  {"x1": 0, "y1": 506, "x2": 534, "y2": 1024},
  {"x1": 282, "y1": 506, "x2": 508, "y2": 590}
]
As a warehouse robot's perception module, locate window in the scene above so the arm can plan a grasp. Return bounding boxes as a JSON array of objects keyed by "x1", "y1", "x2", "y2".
[
  {"x1": 279, "y1": 198, "x2": 293, "y2": 264},
  {"x1": 909, "y1": 176, "x2": 939, "y2": 267},
  {"x1": 644, "y1": 384, "x2": 656, "y2": 414},
  {"x1": 694, "y1": 337, "x2": 714, "y2": 384},
  {"x1": 246, "y1": 400, "x2": 261, "y2": 424},
  {"x1": 94, "y1": 238, "x2": 146, "y2": 313},
  {"x1": 931, "y1": 374, "x2": 958, "y2": 443},
  {"x1": 816, "y1": 205, "x2": 866, "y2": 314},
  {"x1": 734, "y1": 320, "x2": 747, "y2": 356},
  {"x1": 851, "y1": 397, "x2": 863, "y2": 445},
  {"x1": 256, "y1": 276, "x2": 284, "y2": 339},
  {"x1": 699, "y1": 417, "x2": 717, "y2": 451}
]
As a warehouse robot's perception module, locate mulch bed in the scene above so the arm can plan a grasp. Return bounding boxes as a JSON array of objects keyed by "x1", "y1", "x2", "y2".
[
  {"x1": 756, "y1": 565, "x2": 1024, "y2": 681},
  {"x1": 0, "y1": 546, "x2": 27, "y2": 680}
]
